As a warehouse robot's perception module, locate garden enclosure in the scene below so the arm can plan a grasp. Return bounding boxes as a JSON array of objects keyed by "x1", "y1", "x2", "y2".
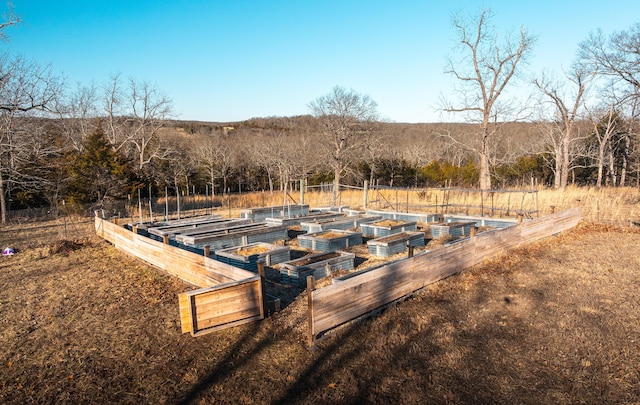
[{"x1": 94, "y1": 206, "x2": 581, "y2": 341}]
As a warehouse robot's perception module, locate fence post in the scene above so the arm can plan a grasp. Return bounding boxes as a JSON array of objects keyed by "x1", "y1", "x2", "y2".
[
  {"x1": 407, "y1": 243, "x2": 414, "y2": 258},
  {"x1": 300, "y1": 179, "x2": 305, "y2": 205},
  {"x1": 363, "y1": 180, "x2": 369, "y2": 209},
  {"x1": 204, "y1": 245, "x2": 211, "y2": 258},
  {"x1": 258, "y1": 261, "x2": 268, "y2": 317},
  {"x1": 307, "y1": 275, "x2": 315, "y2": 347}
]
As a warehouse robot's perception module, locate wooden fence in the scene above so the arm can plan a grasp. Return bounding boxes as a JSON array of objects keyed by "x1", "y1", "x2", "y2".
[
  {"x1": 94, "y1": 216, "x2": 265, "y2": 336},
  {"x1": 307, "y1": 207, "x2": 581, "y2": 345}
]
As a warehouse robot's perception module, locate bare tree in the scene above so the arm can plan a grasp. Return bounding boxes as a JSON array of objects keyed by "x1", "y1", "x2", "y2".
[
  {"x1": 0, "y1": 55, "x2": 63, "y2": 222},
  {"x1": 586, "y1": 105, "x2": 624, "y2": 187},
  {"x1": 54, "y1": 82, "x2": 99, "y2": 152},
  {"x1": 441, "y1": 8, "x2": 535, "y2": 191},
  {"x1": 127, "y1": 78, "x2": 174, "y2": 174},
  {"x1": 533, "y1": 67, "x2": 591, "y2": 189},
  {"x1": 579, "y1": 24, "x2": 640, "y2": 96},
  {"x1": 0, "y1": 4, "x2": 21, "y2": 42},
  {"x1": 308, "y1": 86, "x2": 379, "y2": 205},
  {"x1": 102, "y1": 73, "x2": 129, "y2": 150}
]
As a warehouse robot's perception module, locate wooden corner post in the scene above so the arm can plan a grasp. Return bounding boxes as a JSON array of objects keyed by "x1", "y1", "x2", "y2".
[
  {"x1": 307, "y1": 275, "x2": 315, "y2": 347},
  {"x1": 258, "y1": 261, "x2": 268, "y2": 317}
]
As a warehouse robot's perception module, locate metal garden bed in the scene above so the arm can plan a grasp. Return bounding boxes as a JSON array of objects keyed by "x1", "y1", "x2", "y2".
[
  {"x1": 366, "y1": 231, "x2": 425, "y2": 257},
  {"x1": 430, "y1": 221, "x2": 476, "y2": 238},
  {"x1": 360, "y1": 219, "x2": 418, "y2": 238},
  {"x1": 297, "y1": 230, "x2": 363, "y2": 252},
  {"x1": 279, "y1": 251, "x2": 356, "y2": 287},
  {"x1": 215, "y1": 242, "x2": 291, "y2": 271}
]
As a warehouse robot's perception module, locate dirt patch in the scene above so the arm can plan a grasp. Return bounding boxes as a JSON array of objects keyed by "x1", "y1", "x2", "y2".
[
  {"x1": 234, "y1": 245, "x2": 270, "y2": 256},
  {"x1": 373, "y1": 219, "x2": 404, "y2": 227},
  {"x1": 315, "y1": 231, "x2": 345, "y2": 239},
  {"x1": 47, "y1": 238, "x2": 91, "y2": 256},
  {"x1": 2, "y1": 219, "x2": 640, "y2": 403}
]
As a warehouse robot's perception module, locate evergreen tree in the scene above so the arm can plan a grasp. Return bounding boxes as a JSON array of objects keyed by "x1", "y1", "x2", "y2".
[{"x1": 68, "y1": 122, "x2": 134, "y2": 203}]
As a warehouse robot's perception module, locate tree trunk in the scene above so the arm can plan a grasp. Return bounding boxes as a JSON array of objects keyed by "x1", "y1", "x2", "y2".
[
  {"x1": 620, "y1": 133, "x2": 630, "y2": 186},
  {"x1": 596, "y1": 144, "x2": 605, "y2": 188},
  {"x1": 0, "y1": 175, "x2": 6, "y2": 224},
  {"x1": 479, "y1": 129, "x2": 491, "y2": 192},
  {"x1": 607, "y1": 145, "x2": 617, "y2": 187},
  {"x1": 333, "y1": 167, "x2": 341, "y2": 206},
  {"x1": 559, "y1": 134, "x2": 570, "y2": 190}
]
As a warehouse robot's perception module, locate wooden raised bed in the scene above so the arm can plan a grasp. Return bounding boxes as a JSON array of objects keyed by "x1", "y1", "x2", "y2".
[
  {"x1": 279, "y1": 251, "x2": 356, "y2": 287},
  {"x1": 215, "y1": 242, "x2": 291, "y2": 271},
  {"x1": 297, "y1": 230, "x2": 363, "y2": 252},
  {"x1": 366, "y1": 231, "x2": 425, "y2": 257},
  {"x1": 360, "y1": 219, "x2": 417, "y2": 238}
]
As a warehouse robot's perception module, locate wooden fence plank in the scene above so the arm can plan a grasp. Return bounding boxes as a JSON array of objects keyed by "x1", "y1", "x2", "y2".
[
  {"x1": 308, "y1": 207, "x2": 582, "y2": 343},
  {"x1": 95, "y1": 217, "x2": 265, "y2": 337}
]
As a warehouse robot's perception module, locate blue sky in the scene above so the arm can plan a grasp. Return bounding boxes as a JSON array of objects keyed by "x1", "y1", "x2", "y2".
[{"x1": 4, "y1": 1, "x2": 640, "y2": 123}]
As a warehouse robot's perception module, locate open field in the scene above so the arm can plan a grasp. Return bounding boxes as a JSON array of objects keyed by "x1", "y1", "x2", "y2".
[{"x1": 1, "y1": 192, "x2": 640, "y2": 403}]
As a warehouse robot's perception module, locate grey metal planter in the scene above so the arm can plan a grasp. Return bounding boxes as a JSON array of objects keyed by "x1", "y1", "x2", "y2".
[
  {"x1": 300, "y1": 216, "x2": 381, "y2": 233},
  {"x1": 240, "y1": 204, "x2": 309, "y2": 222},
  {"x1": 215, "y1": 242, "x2": 291, "y2": 271},
  {"x1": 430, "y1": 221, "x2": 476, "y2": 238},
  {"x1": 366, "y1": 231, "x2": 425, "y2": 257},
  {"x1": 297, "y1": 230, "x2": 363, "y2": 252},
  {"x1": 279, "y1": 251, "x2": 356, "y2": 287},
  {"x1": 360, "y1": 220, "x2": 418, "y2": 238}
]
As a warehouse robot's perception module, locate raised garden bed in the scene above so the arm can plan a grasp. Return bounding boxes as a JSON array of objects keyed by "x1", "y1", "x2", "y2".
[
  {"x1": 279, "y1": 251, "x2": 356, "y2": 287},
  {"x1": 264, "y1": 211, "x2": 344, "y2": 227},
  {"x1": 360, "y1": 219, "x2": 417, "y2": 238},
  {"x1": 175, "y1": 224, "x2": 289, "y2": 250},
  {"x1": 147, "y1": 218, "x2": 251, "y2": 240},
  {"x1": 240, "y1": 204, "x2": 309, "y2": 222},
  {"x1": 297, "y1": 230, "x2": 363, "y2": 252},
  {"x1": 300, "y1": 216, "x2": 380, "y2": 233},
  {"x1": 430, "y1": 221, "x2": 476, "y2": 238},
  {"x1": 443, "y1": 215, "x2": 517, "y2": 229},
  {"x1": 366, "y1": 231, "x2": 425, "y2": 257},
  {"x1": 365, "y1": 210, "x2": 441, "y2": 224},
  {"x1": 215, "y1": 242, "x2": 291, "y2": 271}
]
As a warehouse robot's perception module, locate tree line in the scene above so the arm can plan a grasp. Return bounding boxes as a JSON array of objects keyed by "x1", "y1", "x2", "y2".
[{"x1": 1, "y1": 7, "x2": 640, "y2": 223}]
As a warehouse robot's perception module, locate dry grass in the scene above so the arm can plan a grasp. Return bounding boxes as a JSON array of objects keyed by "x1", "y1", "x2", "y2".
[
  {"x1": 373, "y1": 219, "x2": 404, "y2": 227},
  {"x1": 149, "y1": 186, "x2": 640, "y2": 227},
  {"x1": 2, "y1": 194, "x2": 640, "y2": 403},
  {"x1": 234, "y1": 246, "x2": 270, "y2": 256}
]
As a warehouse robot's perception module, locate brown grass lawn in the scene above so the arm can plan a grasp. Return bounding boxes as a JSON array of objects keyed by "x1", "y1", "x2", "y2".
[{"x1": 1, "y1": 215, "x2": 640, "y2": 403}]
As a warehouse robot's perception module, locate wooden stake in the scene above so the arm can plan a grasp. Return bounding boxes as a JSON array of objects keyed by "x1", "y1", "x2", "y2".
[
  {"x1": 258, "y1": 261, "x2": 268, "y2": 317},
  {"x1": 307, "y1": 275, "x2": 315, "y2": 346},
  {"x1": 162, "y1": 235, "x2": 169, "y2": 244},
  {"x1": 204, "y1": 245, "x2": 211, "y2": 257}
]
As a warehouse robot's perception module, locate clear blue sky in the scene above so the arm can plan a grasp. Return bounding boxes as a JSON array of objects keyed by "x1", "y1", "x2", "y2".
[{"x1": 5, "y1": 1, "x2": 640, "y2": 123}]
